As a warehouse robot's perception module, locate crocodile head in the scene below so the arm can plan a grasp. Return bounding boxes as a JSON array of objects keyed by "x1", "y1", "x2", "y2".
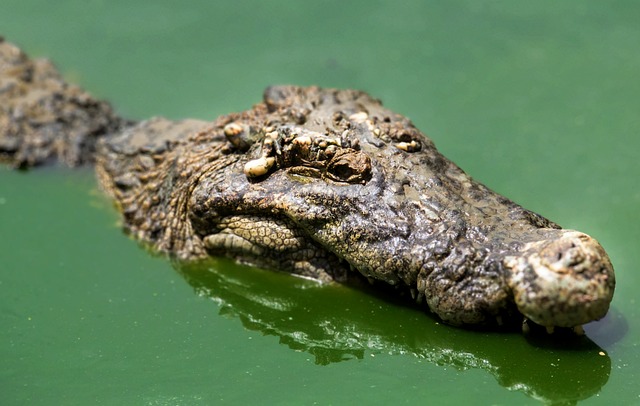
[
  {"x1": 98, "y1": 85, "x2": 614, "y2": 331},
  {"x1": 185, "y1": 86, "x2": 615, "y2": 330}
]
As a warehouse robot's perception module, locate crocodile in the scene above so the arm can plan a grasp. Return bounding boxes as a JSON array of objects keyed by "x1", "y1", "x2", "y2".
[{"x1": 0, "y1": 38, "x2": 615, "y2": 332}]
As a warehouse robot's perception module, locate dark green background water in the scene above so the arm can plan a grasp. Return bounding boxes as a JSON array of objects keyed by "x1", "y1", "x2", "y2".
[{"x1": 1, "y1": 1, "x2": 639, "y2": 405}]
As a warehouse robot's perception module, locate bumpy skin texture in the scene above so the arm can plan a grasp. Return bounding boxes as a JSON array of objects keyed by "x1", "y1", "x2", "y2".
[
  {"x1": 0, "y1": 38, "x2": 126, "y2": 167},
  {"x1": 2, "y1": 40, "x2": 615, "y2": 330},
  {"x1": 97, "y1": 86, "x2": 615, "y2": 329}
]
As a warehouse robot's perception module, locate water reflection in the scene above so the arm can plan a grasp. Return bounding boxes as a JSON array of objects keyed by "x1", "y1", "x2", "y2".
[{"x1": 176, "y1": 258, "x2": 610, "y2": 404}]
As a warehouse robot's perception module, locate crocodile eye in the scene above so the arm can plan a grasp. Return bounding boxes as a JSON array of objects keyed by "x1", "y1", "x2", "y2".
[{"x1": 325, "y1": 151, "x2": 372, "y2": 184}]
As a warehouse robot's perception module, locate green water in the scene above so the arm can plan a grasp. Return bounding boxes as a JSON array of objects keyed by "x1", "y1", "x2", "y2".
[{"x1": 1, "y1": 1, "x2": 639, "y2": 404}]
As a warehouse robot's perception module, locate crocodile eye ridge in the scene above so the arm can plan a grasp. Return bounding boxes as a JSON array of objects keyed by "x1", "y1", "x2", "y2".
[{"x1": 325, "y1": 150, "x2": 372, "y2": 184}]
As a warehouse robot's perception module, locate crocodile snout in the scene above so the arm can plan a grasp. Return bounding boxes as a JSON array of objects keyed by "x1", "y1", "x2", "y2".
[{"x1": 504, "y1": 231, "x2": 615, "y2": 329}]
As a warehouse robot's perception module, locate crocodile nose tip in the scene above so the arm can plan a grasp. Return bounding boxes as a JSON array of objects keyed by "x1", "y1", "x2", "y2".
[
  {"x1": 539, "y1": 231, "x2": 605, "y2": 274},
  {"x1": 505, "y1": 230, "x2": 615, "y2": 329}
]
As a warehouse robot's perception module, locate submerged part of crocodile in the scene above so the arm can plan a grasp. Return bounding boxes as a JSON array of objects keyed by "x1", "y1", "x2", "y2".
[{"x1": 1, "y1": 40, "x2": 615, "y2": 331}]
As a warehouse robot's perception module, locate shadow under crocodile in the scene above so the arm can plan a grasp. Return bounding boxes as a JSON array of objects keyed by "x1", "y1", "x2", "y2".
[{"x1": 175, "y1": 257, "x2": 614, "y2": 405}]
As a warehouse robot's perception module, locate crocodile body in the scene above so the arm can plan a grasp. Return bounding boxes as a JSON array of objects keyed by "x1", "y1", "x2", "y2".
[
  {"x1": 1, "y1": 39, "x2": 615, "y2": 331},
  {"x1": 0, "y1": 38, "x2": 127, "y2": 167}
]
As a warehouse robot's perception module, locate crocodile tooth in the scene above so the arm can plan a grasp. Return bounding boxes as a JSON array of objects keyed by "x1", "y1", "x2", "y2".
[
  {"x1": 573, "y1": 325, "x2": 585, "y2": 335},
  {"x1": 416, "y1": 292, "x2": 424, "y2": 304},
  {"x1": 410, "y1": 288, "x2": 417, "y2": 300},
  {"x1": 546, "y1": 326, "x2": 555, "y2": 334},
  {"x1": 521, "y1": 318, "x2": 530, "y2": 334}
]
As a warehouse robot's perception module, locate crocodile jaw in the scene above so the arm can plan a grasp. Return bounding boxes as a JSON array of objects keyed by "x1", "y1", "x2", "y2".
[{"x1": 504, "y1": 230, "x2": 615, "y2": 328}]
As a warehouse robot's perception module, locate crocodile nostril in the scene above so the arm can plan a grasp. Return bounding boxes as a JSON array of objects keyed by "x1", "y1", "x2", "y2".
[
  {"x1": 539, "y1": 236, "x2": 591, "y2": 273},
  {"x1": 564, "y1": 248, "x2": 585, "y2": 267}
]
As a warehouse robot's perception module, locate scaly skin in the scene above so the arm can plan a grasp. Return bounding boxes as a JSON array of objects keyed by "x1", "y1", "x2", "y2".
[
  {"x1": 1, "y1": 39, "x2": 615, "y2": 331},
  {"x1": 0, "y1": 38, "x2": 127, "y2": 167},
  {"x1": 96, "y1": 86, "x2": 615, "y2": 330}
]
